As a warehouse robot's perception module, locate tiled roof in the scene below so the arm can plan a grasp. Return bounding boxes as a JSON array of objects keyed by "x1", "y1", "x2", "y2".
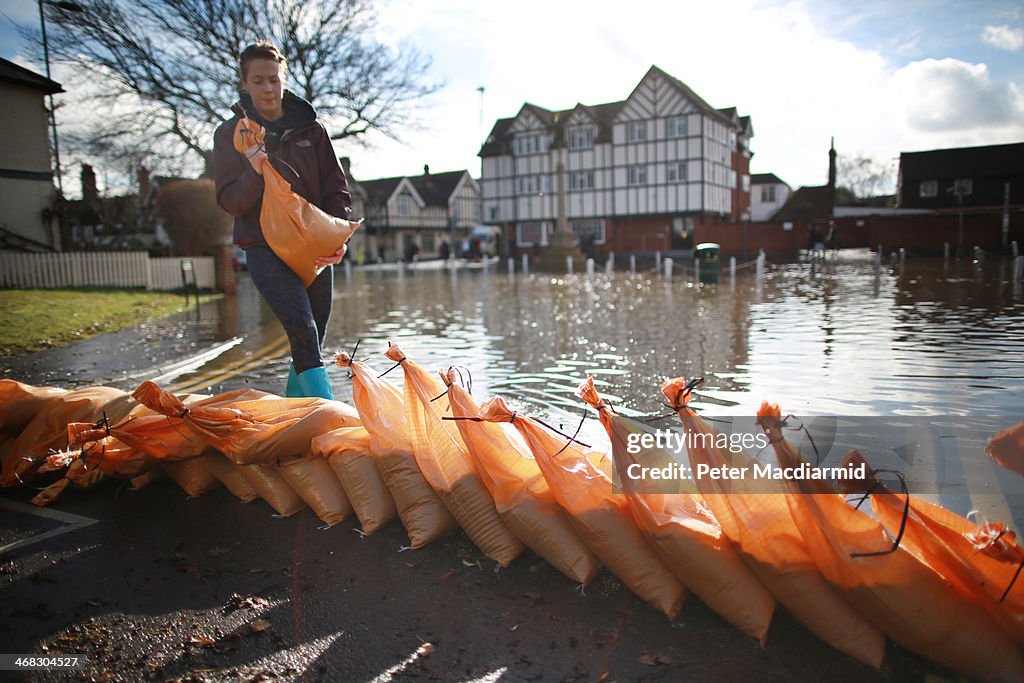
[
  {"x1": 751, "y1": 173, "x2": 787, "y2": 186},
  {"x1": 410, "y1": 170, "x2": 465, "y2": 206}
]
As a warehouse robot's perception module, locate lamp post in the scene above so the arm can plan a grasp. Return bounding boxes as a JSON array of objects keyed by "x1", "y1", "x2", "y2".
[{"x1": 38, "y1": 0, "x2": 84, "y2": 197}]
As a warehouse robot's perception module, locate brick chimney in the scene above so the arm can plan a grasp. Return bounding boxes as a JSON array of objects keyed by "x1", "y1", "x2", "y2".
[
  {"x1": 827, "y1": 137, "x2": 837, "y2": 215},
  {"x1": 81, "y1": 164, "x2": 98, "y2": 206},
  {"x1": 423, "y1": 164, "x2": 430, "y2": 176}
]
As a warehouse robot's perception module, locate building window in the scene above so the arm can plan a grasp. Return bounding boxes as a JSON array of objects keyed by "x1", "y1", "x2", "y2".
[
  {"x1": 666, "y1": 162, "x2": 686, "y2": 183},
  {"x1": 513, "y1": 133, "x2": 549, "y2": 156},
  {"x1": 760, "y1": 185, "x2": 776, "y2": 202},
  {"x1": 567, "y1": 125, "x2": 595, "y2": 150},
  {"x1": 627, "y1": 165, "x2": 647, "y2": 186},
  {"x1": 396, "y1": 194, "x2": 412, "y2": 216},
  {"x1": 626, "y1": 121, "x2": 647, "y2": 142},
  {"x1": 742, "y1": 174, "x2": 750, "y2": 192},
  {"x1": 487, "y1": 206, "x2": 498, "y2": 221},
  {"x1": 516, "y1": 221, "x2": 549, "y2": 247},
  {"x1": 570, "y1": 170, "x2": 594, "y2": 191},
  {"x1": 667, "y1": 115, "x2": 687, "y2": 138},
  {"x1": 571, "y1": 218, "x2": 605, "y2": 245},
  {"x1": 953, "y1": 178, "x2": 973, "y2": 196},
  {"x1": 516, "y1": 175, "x2": 551, "y2": 195},
  {"x1": 919, "y1": 180, "x2": 937, "y2": 198}
]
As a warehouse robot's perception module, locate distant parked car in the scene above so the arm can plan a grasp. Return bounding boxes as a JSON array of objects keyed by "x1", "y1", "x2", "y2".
[{"x1": 233, "y1": 246, "x2": 247, "y2": 272}]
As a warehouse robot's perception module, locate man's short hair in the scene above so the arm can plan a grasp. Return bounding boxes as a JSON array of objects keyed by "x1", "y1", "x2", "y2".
[{"x1": 239, "y1": 41, "x2": 287, "y2": 80}]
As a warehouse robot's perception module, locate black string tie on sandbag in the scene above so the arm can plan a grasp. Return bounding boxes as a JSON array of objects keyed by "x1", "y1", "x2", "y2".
[
  {"x1": 430, "y1": 366, "x2": 474, "y2": 405},
  {"x1": 93, "y1": 412, "x2": 111, "y2": 438},
  {"x1": 644, "y1": 376, "x2": 704, "y2": 423},
  {"x1": 550, "y1": 404, "x2": 592, "y2": 457},
  {"x1": 850, "y1": 469, "x2": 910, "y2": 558},
  {"x1": 775, "y1": 414, "x2": 822, "y2": 466},
  {"x1": 377, "y1": 342, "x2": 406, "y2": 378}
]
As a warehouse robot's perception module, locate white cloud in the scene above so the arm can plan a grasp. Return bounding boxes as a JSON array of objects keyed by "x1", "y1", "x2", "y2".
[
  {"x1": 890, "y1": 59, "x2": 1024, "y2": 133},
  {"x1": 982, "y1": 24, "x2": 1024, "y2": 52}
]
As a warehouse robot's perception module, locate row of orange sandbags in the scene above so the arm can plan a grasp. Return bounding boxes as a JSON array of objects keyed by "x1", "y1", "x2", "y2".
[{"x1": 3, "y1": 344, "x2": 1024, "y2": 682}]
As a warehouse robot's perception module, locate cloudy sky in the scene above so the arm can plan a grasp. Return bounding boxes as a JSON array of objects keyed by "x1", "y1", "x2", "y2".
[{"x1": 2, "y1": 0, "x2": 1022, "y2": 194}]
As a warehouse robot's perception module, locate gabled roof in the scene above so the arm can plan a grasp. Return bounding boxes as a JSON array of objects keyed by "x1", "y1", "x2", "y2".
[
  {"x1": 0, "y1": 57, "x2": 62, "y2": 95},
  {"x1": 751, "y1": 173, "x2": 788, "y2": 186},
  {"x1": 900, "y1": 142, "x2": 1024, "y2": 179},
  {"x1": 771, "y1": 185, "x2": 833, "y2": 222},
  {"x1": 481, "y1": 65, "x2": 746, "y2": 157},
  {"x1": 410, "y1": 170, "x2": 466, "y2": 206},
  {"x1": 358, "y1": 170, "x2": 470, "y2": 208}
]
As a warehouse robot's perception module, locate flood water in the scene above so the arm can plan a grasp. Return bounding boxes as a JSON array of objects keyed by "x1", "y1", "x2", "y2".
[{"x1": 318, "y1": 250, "x2": 1023, "y2": 420}]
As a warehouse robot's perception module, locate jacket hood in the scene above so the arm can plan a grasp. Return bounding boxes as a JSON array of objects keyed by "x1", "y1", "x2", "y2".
[{"x1": 232, "y1": 89, "x2": 317, "y2": 131}]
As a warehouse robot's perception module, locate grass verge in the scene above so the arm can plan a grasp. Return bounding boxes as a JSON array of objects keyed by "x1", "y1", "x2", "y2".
[{"x1": 0, "y1": 289, "x2": 221, "y2": 356}]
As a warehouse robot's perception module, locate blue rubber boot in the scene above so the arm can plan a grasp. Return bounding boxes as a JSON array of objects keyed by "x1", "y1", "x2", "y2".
[
  {"x1": 285, "y1": 362, "x2": 302, "y2": 397},
  {"x1": 295, "y1": 365, "x2": 334, "y2": 400}
]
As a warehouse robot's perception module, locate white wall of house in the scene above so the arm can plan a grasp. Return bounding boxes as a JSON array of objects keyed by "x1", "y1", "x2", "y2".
[
  {"x1": 750, "y1": 181, "x2": 791, "y2": 221},
  {"x1": 0, "y1": 82, "x2": 59, "y2": 249}
]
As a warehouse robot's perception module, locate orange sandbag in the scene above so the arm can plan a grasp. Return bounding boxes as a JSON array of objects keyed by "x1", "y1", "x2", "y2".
[
  {"x1": 478, "y1": 395, "x2": 686, "y2": 618},
  {"x1": 335, "y1": 352, "x2": 456, "y2": 548},
  {"x1": 2, "y1": 386, "x2": 136, "y2": 487},
  {"x1": 160, "y1": 459, "x2": 221, "y2": 497},
  {"x1": 758, "y1": 403, "x2": 1024, "y2": 682},
  {"x1": 445, "y1": 372, "x2": 600, "y2": 584},
  {"x1": 841, "y1": 449, "x2": 1024, "y2": 645},
  {"x1": 130, "y1": 469, "x2": 166, "y2": 490},
  {"x1": 131, "y1": 381, "x2": 359, "y2": 465},
  {"x1": 310, "y1": 426, "x2": 398, "y2": 535},
  {"x1": 233, "y1": 118, "x2": 361, "y2": 287},
  {"x1": 32, "y1": 457, "x2": 107, "y2": 507},
  {"x1": 73, "y1": 388, "x2": 272, "y2": 462},
  {"x1": 236, "y1": 463, "x2": 306, "y2": 517},
  {"x1": 664, "y1": 377, "x2": 885, "y2": 668},
  {"x1": 0, "y1": 380, "x2": 67, "y2": 435},
  {"x1": 275, "y1": 454, "x2": 353, "y2": 527},
  {"x1": 986, "y1": 422, "x2": 1024, "y2": 478},
  {"x1": 578, "y1": 377, "x2": 775, "y2": 643},
  {"x1": 201, "y1": 452, "x2": 260, "y2": 502},
  {"x1": 384, "y1": 345, "x2": 523, "y2": 566}
]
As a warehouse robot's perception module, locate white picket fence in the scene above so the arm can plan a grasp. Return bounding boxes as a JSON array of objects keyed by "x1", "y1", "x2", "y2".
[{"x1": 0, "y1": 250, "x2": 216, "y2": 291}]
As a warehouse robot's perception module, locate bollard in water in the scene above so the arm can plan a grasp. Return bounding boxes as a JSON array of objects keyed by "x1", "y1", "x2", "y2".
[
  {"x1": 974, "y1": 246, "x2": 982, "y2": 263},
  {"x1": 482, "y1": 256, "x2": 490, "y2": 272},
  {"x1": 756, "y1": 251, "x2": 765, "y2": 280},
  {"x1": 344, "y1": 260, "x2": 352, "y2": 279},
  {"x1": 655, "y1": 251, "x2": 662, "y2": 273},
  {"x1": 695, "y1": 259, "x2": 701, "y2": 282},
  {"x1": 874, "y1": 250, "x2": 882, "y2": 280},
  {"x1": 508, "y1": 257, "x2": 516, "y2": 274},
  {"x1": 730, "y1": 256, "x2": 736, "y2": 281},
  {"x1": 520, "y1": 254, "x2": 528, "y2": 274},
  {"x1": 586, "y1": 258, "x2": 595, "y2": 278},
  {"x1": 899, "y1": 248, "x2": 906, "y2": 265},
  {"x1": 1011, "y1": 241, "x2": 1019, "y2": 260},
  {"x1": 629, "y1": 254, "x2": 636, "y2": 273},
  {"x1": 567, "y1": 256, "x2": 574, "y2": 275},
  {"x1": 664, "y1": 257, "x2": 674, "y2": 278},
  {"x1": 890, "y1": 252, "x2": 897, "y2": 267},
  {"x1": 606, "y1": 253, "x2": 615, "y2": 275},
  {"x1": 944, "y1": 243, "x2": 950, "y2": 261},
  {"x1": 1016, "y1": 255, "x2": 1024, "y2": 282}
]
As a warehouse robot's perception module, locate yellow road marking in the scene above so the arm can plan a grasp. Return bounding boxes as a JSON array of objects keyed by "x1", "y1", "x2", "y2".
[{"x1": 169, "y1": 335, "x2": 290, "y2": 394}]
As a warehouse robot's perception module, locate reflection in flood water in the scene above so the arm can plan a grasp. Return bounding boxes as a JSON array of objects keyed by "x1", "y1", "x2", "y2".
[{"x1": 312, "y1": 251, "x2": 1023, "y2": 422}]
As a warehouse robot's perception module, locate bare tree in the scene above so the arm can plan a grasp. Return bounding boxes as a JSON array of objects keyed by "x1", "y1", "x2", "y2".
[
  {"x1": 33, "y1": 0, "x2": 440, "y2": 176},
  {"x1": 837, "y1": 153, "x2": 896, "y2": 200}
]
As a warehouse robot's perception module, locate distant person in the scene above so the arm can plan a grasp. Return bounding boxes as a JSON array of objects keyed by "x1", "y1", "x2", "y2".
[
  {"x1": 808, "y1": 224, "x2": 824, "y2": 258},
  {"x1": 213, "y1": 40, "x2": 351, "y2": 400},
  {"x1": 404, "y1": 240, "x2": 420, "y2": 262},
  {"x1": 439, "y1": 240, "x2": 450, "y2": 260},
  {"x1": 826, "y1": 220, "x2": 839, "y2": 256}
]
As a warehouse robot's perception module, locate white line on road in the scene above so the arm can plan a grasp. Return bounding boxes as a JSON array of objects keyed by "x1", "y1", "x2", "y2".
[{"x1": 0, "y1": 499, "x2": 100, "y2": 557}]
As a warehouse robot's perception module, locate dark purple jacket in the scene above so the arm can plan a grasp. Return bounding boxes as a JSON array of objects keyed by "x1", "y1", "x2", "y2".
[{"x1": 213, "y1": 91, "x2": 352, "y2": 249}]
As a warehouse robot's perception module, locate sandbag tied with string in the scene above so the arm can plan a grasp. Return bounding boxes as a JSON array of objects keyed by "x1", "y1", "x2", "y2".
[
  {"x1": 130, "y1": 381, "x2": 359, "y2": 466},
  {"x1": 663, "y1": 377, "x2": 886, "y2": 669},
  {"x1": 476, "y1": 395, "x2": 686, "y2": 619},
  {"x1": 443, "y1": 368, "x2": 600, "y2": 585},
  {"x1": 576, "y1": 376, "x2": 775, "y2": 644},
  {"x1": 334, "y1": 350, "x2": 456, "y2": 549},
  {"x1": 840, "y1": 449, "x2": 1024, "y2": 646},
  {"x1": 0, "y1": 379, "x2": 68, "y2": 437},
  {"x1": 758, "y1": 402, "x2": 1024, "y2": 682},
  {"x1": 381, "y1": 344, "x2": 523, "y2": 567},
  {"x1": 2, "y1": 385, "x2": 137, "y2": 489},
  {"x1": 232, "y1": 117, "x2": 362, "y2": 287}
]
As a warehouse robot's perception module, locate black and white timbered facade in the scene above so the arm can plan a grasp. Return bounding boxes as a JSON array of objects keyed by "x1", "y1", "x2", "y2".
[{"x1": 479, "y1": 66, "x2": 752, "y2": 254}]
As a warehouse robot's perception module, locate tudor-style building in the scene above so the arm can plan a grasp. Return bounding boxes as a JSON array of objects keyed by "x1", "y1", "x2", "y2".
[
  {"x1": 352, "y1": 165, "x2": 482, "y2": 262},
  {"x1": 479, "y1": 66, "x2": 752, "y2": 256}
]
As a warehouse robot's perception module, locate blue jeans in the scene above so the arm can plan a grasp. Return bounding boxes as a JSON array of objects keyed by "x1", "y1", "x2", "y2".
[{"x1": 245, "y1": 246, "x2": 332, "y2": 374}]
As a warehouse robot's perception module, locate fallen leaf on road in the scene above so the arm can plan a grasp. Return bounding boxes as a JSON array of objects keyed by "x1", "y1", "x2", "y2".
[
  {"x1": 188, "y1": 635, "x2": 214, "y2": 648},
  {"x1": 638, "y1": 652, "x2": 680, "y2": 666},
  {"x1": 250, "y1": 619, "x2": 272, "y2": 633}
]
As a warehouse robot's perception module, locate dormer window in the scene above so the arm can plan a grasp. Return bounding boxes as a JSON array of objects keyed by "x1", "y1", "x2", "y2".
[
  {"x1": 666, "y1": 115, "x2": 687, "y2": 138},
  {"x1": 513, "y1": 133, "x2": 549, "y2": 156},
  {"x1": 567, "y1": 125, "x2": 595, "y2": 150}
]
